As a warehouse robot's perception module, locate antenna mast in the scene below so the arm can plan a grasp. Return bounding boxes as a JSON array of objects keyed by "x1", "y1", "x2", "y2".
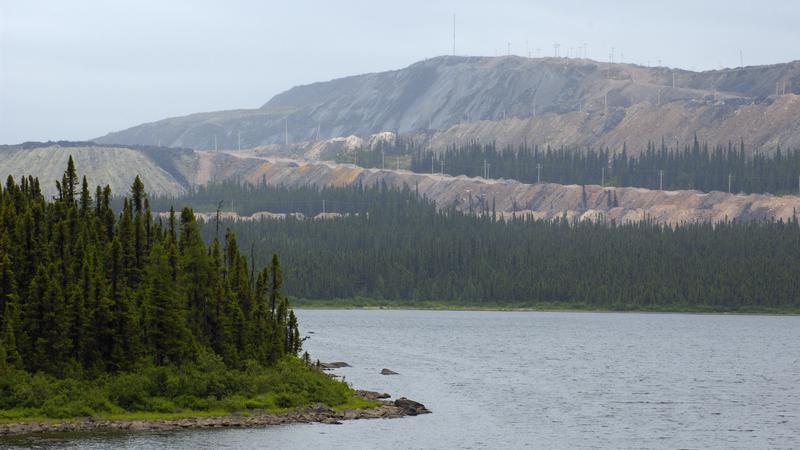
[{"x1": 452, "y1": 13, "x2": 456, "y2": 56}]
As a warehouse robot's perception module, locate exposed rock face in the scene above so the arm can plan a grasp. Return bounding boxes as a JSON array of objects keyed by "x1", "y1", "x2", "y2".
[
  {"x1": 247, "y1": 131, "x2": 397, "y2": 161},
  {"x1": 428, "y1": 94, "x2": 800, "y2": 155},
  {"x1": 95, "y1": 56, "x2": 800, "y2": 154},
  {"x1": 187, "y1": 152, "x2": 800, "y2": 225},
  {"x1": 0, "y1": 144, "x2": 193, "y2": 198},
  {"x1": 4, "y1": 144, "x2": 800, "y2": 224}
]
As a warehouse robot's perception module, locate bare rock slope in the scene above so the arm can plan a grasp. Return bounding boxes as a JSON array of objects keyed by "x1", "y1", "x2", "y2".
[
  {"x1": 0, "y1": 144, "x2": 194, "y2": 197},
  {"x1": 95, "y1": 56, "x2": 800, "y2": 154},
  {"x1": 3, "y1": 144, "x2": 798, "y2": 224},
  {"x1": 195, "y1": 151, "x2": 800, "y2": 224}
]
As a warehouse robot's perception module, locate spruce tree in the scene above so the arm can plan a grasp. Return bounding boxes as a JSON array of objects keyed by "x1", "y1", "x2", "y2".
[
  {"x1": 142, "y1": 241, "x2": 193, "y2": 365},
  {"x1": 0, "y1": 161, "x2": 306, "y2": 378},
  {"x1": 1, "y1": 302, "x2": 22, "y2": 369}
]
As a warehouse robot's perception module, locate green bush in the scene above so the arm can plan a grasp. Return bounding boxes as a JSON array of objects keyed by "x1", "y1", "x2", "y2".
[
  {"x1": 145, "y1": 397, "x2": 178, "y2": 413},
  {"x1": 108, "y1": 373, "x2": 152, "y2": 410},
  {"x1": 0, "y1": 357, "x2": 359, "y2": 420}
]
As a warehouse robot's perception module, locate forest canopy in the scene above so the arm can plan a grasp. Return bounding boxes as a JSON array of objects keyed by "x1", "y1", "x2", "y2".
[
  {"x1": 154, "y1": 181, "x2": 800, "y2": 312},
  {"x1": 345, "y1": 136, "x2": 800, "y2": 195},
  {"x1": 0, "y1": 159, "x2": 358, "y2": 420}
]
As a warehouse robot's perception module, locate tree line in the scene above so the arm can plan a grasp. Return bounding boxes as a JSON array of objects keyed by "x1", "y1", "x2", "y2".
[
  {"x1": 401, "y1": 138, "x2": 800, "y2": 194},
  {"x1": 0, "y1": 158, "x2": 301, "y2": 377},
  {"x1": 146, "y1": 180, "x2": 415, "y2": 218},
  {"x1": 157, "y1": 182, "x2": 800, "y2": 311}
]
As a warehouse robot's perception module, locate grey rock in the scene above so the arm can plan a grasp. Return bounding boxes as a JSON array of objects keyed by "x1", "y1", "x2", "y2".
[
  {"x1": 356, "y1": 390, "x2": 391, "y2": 400},
  {"x1": 395, "y1": 397, "x2": 431, "y2": 415},
  {"x1": 319, "y1": 361, "x2": 351, "y2": 369}
]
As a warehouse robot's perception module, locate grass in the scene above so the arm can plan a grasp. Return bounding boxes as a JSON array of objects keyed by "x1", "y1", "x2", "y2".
[
  {"x1": 0, "y1": 409, "x2": 230, "y2": 424},
  {"x1": 0, "y1": 395, "x2": 380, "y2": 425},
  {"x1": 0, "y1": 394, "x2": 376, "y2": 425},
  {"x1": 95, "y1": 409, "x2": 231, "y2": 421},
  {"x1": 0, "y1": 354, "x2": 379, "y2": 424}
]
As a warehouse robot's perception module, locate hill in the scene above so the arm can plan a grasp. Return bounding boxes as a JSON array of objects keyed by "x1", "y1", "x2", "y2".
[
  {"x1": 0, "y1": 142, "x2": 195, "y2": 197},
  {"x1": 3, "y1": 143, "x2": 799, "y2": 223},
  {"x1": 95, "y1": 56, "x2": 800, "y2": 154}
]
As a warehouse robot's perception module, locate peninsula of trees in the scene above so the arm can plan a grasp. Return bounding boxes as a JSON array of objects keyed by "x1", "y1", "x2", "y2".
[{"x1": 0, "y1": 159, "x2": 357, "y2": 420}]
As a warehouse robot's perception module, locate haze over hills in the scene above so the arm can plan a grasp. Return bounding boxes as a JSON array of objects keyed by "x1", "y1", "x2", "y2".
[{"x1": 95, "y1": 56, "x2": 800, "y2": 155}]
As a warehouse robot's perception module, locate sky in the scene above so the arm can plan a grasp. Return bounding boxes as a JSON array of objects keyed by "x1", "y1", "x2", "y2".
[{"x1": 1, "y1": 0, "x2": 798, "y2": 144}]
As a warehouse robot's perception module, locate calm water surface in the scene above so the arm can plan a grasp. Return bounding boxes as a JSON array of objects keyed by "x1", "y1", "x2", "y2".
[{"x1": 3, "y1": 310, "x2": 799, "y2": 449}]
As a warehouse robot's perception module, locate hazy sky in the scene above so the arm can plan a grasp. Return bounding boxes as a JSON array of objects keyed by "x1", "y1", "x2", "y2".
[{"x1": 1, "y1": 0, "x2": 798, "y2": 144}]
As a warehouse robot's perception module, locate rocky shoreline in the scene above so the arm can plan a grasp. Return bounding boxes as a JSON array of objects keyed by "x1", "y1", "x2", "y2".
[{"x1": 0, "y1": 392, "x2": 430, "y2": 437}]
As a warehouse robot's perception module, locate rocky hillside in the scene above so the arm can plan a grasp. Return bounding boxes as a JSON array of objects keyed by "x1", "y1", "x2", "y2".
[
  {"x1": 95, "y1": 56, "x2": 800, "y2": 154},
  {"x1": 191, "y1": 153, "x2": 800, "y2": 225},
  {"x1": 3, "y1": 143, "x2": 799, "y2": 223},
  {"x1": 0, "y1": 143, "x2": 196, "y2": 197}
]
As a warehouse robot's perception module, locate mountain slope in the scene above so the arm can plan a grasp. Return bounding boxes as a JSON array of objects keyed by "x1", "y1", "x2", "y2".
[{"x1": 95, "y1": 56, "x2": 800, "y2": 154}]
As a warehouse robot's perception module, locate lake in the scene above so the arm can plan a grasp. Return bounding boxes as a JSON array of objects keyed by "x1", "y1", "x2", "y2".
[{"x1": 3, "y1": 310, "x2": 799, "y2": 449}]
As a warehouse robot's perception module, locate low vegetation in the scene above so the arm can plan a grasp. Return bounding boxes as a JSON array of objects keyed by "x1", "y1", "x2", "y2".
[{"x1": 0, "y1": 356, "x2": 354, "y2": 421}]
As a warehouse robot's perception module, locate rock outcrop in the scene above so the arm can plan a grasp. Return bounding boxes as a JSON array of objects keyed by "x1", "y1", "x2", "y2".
[
  {"x1": 394, "y1": 398, "x2": 431, "y2": 416},
  {"x1": 356, "y1": 390, "x2": 391, "y2": 400}
]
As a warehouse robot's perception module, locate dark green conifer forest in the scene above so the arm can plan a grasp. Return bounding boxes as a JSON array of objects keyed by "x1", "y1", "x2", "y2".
[
  {"x1": 159, "y1": 182, "x2": 800, "y2": 312},
  {"x1": 0, "y1": 159, "x2": 353, "y2": 420},
  {"x1": 404, "y1": 138, "x2": 800, "y2": 194}
]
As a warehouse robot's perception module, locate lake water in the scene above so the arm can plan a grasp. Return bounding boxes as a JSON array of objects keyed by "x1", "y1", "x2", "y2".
[{"x1": 3, "y1": 310, "x2": 799, "y2": 449}]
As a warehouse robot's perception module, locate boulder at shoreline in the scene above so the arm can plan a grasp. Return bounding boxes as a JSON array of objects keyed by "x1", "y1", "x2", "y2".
[
  {"x1": 320, "y1": 361, "x2": 351, "y2": 369},
  {"x1": 356, "y1": 390, "x2": 391, "y2": 400}
]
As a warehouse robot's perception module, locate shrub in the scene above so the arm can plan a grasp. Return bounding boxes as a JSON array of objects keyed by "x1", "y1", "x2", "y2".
[
  {"x1": 0, "y1": 356, "x2": 358, "y2": 419},
  {"x1": 107, "y1": 373, "x2": 151, "y2": 410}
]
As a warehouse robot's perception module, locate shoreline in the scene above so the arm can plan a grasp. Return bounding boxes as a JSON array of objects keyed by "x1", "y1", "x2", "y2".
[
  {"x1": 293, "y1": 303, "x2": 800, "y2": 317},
  {"x1": 0, "y1": 394, "x2": 430, "y2": 437}
]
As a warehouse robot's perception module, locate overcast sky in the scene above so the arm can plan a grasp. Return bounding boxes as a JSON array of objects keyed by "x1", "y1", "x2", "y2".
[{"x1": 1, "y1": 0, "x2": 798, "y2": 144}]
